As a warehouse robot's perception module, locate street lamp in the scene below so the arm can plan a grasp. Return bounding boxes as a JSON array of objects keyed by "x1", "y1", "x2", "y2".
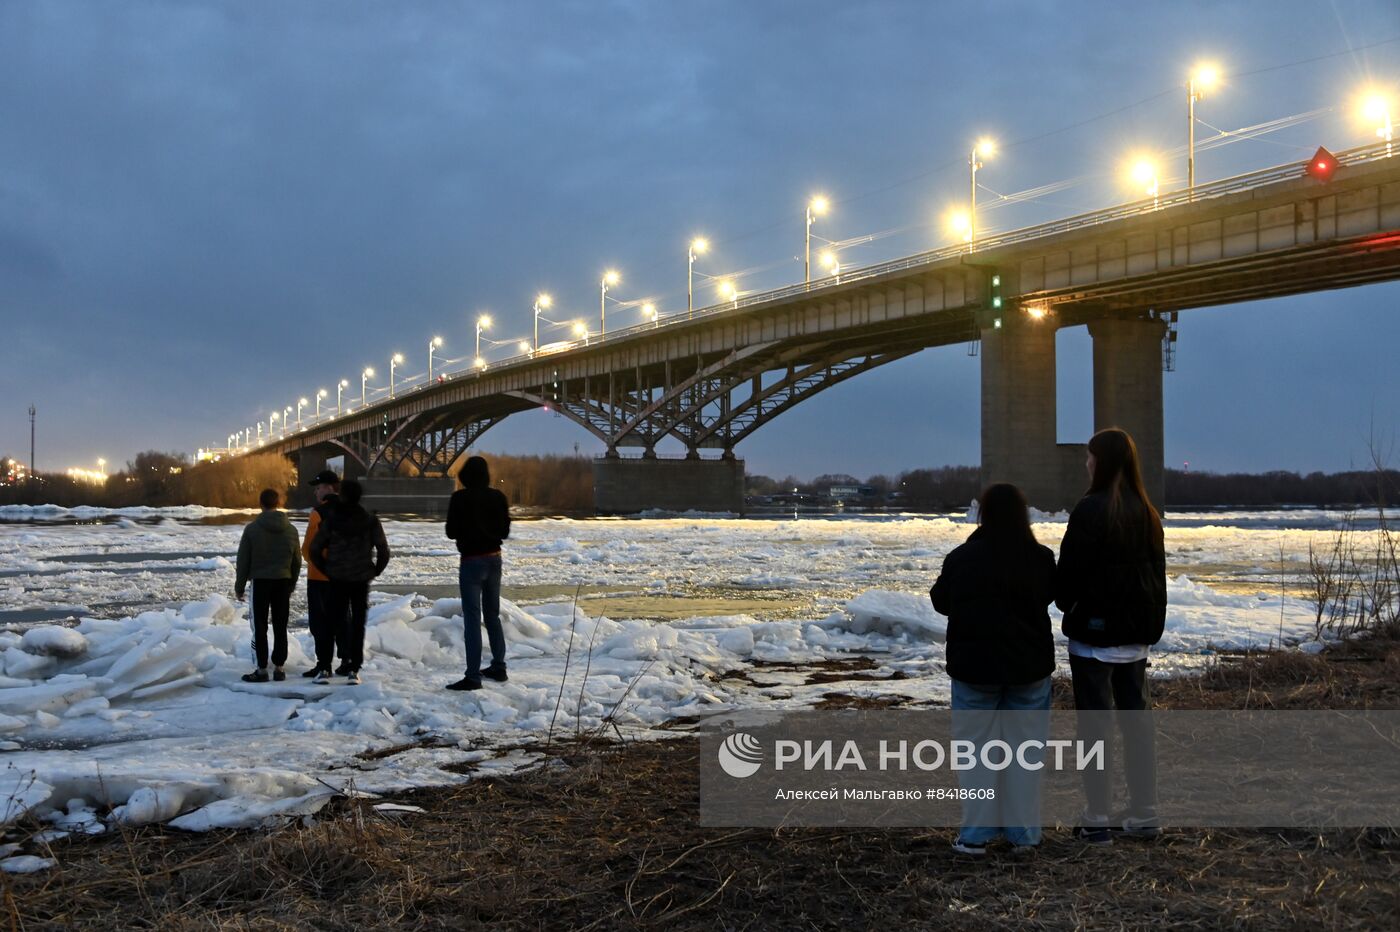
[
  {"x1": 270, "y1": 410, "x2": 280, "y2": 440},
  {"x1": 428, "y1": 336, "x2": 443, "y2": 382},
  {"x1": 476, "y1": 314, "x2": 491, "y2": 360},
  {"x1": 600, "y1": 269, "x2": 619, "y2": 337},
  {"x1": 946, "y1": 208, "x2": 972, "y2": 244},
  {"x1": 533, "y1": 293, "x2": 552, "y2": 353},
  {"x1": 688, "y1": 237, "x2": 708, "y2": 318},
  {"x1": 1361, "y1": 90, "x2": 1394, "y2": 156},
  {"x1": 642, "y1": 302, "x2": 658, "y2": 328},
  {"x1": 719, "y1": 279, "x2": 738, "y2": 309},
  {"x1": 361, "y1": 367, "x2": 374, "y2": 407},
  {"x1": 573, "y1": 320, "x2": 589, "y2": 346},
  {"x1": 283, "y1": 406, "x2": 292, "y2": 437},
  {"x1": 315, "y1": 388, "x2": 327, "y2": 419},
  {"x1": 297, "y1": 397, "x2": 308, "y2": 427},
  {"x1": 97, "y1": 457, "x2": 106, "y2": 476},
  {"x1": 257, "y1": 422, "x2": 264, "y2": 444},
  {"x1": 968, "y1": 138, "x2": 995, "y2": 249},
  {"x1": 805, "y1": 195, "x2": 828, "y2": 284},
  {"x1": 337, "y1": 379, "x2": 348, "y2": 415},
  {"x1": 1130, "y1": 157, "x2": 1159, "y2": 208},
  {"x1": 820, "y1": 249, "x2": 840, "y2": 283},
  {"x1": 1188, "y1": 63, "x2": 1220, "y2": 196},
  {"x1": 518, "y1": 340, "x2": 533, "y2": 357},
  {"x1": 389, "y1": 353, "x2": 404, "y2": 398}
]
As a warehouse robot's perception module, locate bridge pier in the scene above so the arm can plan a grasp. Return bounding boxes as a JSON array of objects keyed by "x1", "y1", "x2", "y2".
[
  {"x1": 1089, "y1": 316, "x2": 1167, "y2": 510},
  {"x1": 593, "y1": 455, "x2": 745, "y2": 515},
  {"x1": 980, "y1": 312, "x2": 1084, "y2": 511},
  {"x1": 980, "y1": 311, "x2": 1166, "y2": 512}
]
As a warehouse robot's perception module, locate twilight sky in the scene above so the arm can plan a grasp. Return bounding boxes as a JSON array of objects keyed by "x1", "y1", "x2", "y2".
[{"x1": 3, "y1": 0, "x2": 1400, "y2": 480}]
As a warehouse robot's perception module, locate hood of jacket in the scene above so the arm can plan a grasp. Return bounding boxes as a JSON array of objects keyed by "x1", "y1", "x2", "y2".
[{"x1": 253, "y1": 510, "x2": 293, "y2": 534}]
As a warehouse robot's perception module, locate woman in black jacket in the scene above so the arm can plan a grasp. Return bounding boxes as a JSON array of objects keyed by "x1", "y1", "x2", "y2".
[
  {"x1": 930, "y1": 483, "x2": 1056, "y2": 855},
  {"x1": 1056, "y1": 427, "x2": 1167, "y2": 844},
  {"x1": 308, "y1": 479, "x2": 391, "y2": 685},
  {"x1": 444, "y1": 456, "x2": 512, "y2": 691}
]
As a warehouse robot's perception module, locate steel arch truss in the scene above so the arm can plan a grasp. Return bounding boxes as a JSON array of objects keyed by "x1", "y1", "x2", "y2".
[
  {"x1": 509, "y1": 342, "x2": 918, "y2": 454},
  {"x1": 340, "y1": 409, "x2": 513, "y2": 476}
]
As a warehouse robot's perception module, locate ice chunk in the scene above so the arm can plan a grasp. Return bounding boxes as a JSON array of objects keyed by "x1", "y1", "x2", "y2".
[
  {"x1": 365, "y1": 618, "x2": 425, "y2": 663},
  {"x1": 168, "y1": 790, "x2": 335, "y2": 832},
  {"x1": 1, "y1": 772, "x2": 53, "y2": 825},
  {"x1": 0, "y1": 856, "x2": 55, "y2": 874},
  {"x1": 2, "y1": 648, "x2": 54, "y2": 679},
  {"x1": 840, "y1": 590, "x2": 947, "y2": 642},
  {"x1": 20, "y1": 626, "x2": 88, "y2": 659},
  {"x1": 112, "y1": 785, "x2": 190, "y2": 826}
]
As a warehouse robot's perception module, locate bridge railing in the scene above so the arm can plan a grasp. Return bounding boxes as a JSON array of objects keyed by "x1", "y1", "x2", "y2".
[{"x1": 263, "y1": 140, "x2": 1395, "y2": 444}]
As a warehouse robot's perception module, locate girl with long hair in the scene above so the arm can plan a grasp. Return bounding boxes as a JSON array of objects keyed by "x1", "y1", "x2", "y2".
[{"x1": 1056, "y1": 427, "x2": 1167, "y2": 844}]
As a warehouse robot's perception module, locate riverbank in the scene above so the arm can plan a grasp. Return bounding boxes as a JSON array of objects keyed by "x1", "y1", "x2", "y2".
[{"x1": 8, "y1": 636, "x2": 1399, "y2": 930}]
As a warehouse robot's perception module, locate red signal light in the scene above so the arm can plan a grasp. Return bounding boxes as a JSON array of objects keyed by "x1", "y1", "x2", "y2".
[{"x1": 1305, "y1": 146, "x2": 1339, "y2": 181}]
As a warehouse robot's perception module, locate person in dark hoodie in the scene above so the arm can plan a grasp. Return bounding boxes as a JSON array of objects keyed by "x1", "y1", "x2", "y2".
[
  {"x1": 301, "y1": 469, "x2": 349, "y2": 680},
  {"x1": 234, "y1": 488, "x2": 302, "y2": 683},
  {"x1": 308, "y1": 479, "x2": 391, "y2": 685},
  {"x1": 931, "y1": 482, "x2": 1056, "y2": 856},
  {"x1": 444, "y1": 456, "x2": 511, "y2": 691},
  {"x1": 1056, "y1": 427, "x2": 1168, "y2": 845}
]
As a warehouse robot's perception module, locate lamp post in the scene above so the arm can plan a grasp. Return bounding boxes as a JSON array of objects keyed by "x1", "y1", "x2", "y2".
[
  {"x1": 297, "y1": 397, "x2": 308, "y2": 427},
  {"x1": 315, "y1": 388, "x2": 327, "y2": 420},
  {"x1": 337, "y1": 379, "x2": 348, "y2": 415},
  {"x1": 283, "y1": 406, "x2": 292, "y2": 437},
  {"x1": 643, "y1": 302, "x2": 658, "y2": 329},
  {"x1": 361, "y1": 367, "x2": 374, "y2": 407},
  {"x1": 573, "y1": 320, "x2": 589, "y2": 346},
  {"x1": 518, "y1": 340, "x2": 533, "y2": 358},
  {"x1": 820, "y1": 249, "x2": 840, "y2": 283},
  {"x1": 270, "y1": 410, "x2": 279, "y2": 440},
  {"x1": 476, "y1": 314, "x2": 491, "y2": 360},
  {"x1": 688, "y1": 237, "x2": 708, "y2": 318},
  {"x1": 390, "y1": 353, "x2": 404, "y2": 398},
  {"x1": 1188, "y1": 64, "x2": 1219, "y2": 197},
  {"x1": 805, "y1": 196, "x2": 828, "y2": 284},
  {"x1": 600, "y1": 269, "x2": 619, "y2": 337},
  {"x1": 968, "y1": 138, "x2": 994, "y2": 249},
  {"x1": 533, "y1": 294, "x2": 552, "y2": 353},
  {"x1": 257, "y1": 422, "x2": 263, "y2": 444},
  {"x1": 719, "y1": 279, "x2": 738, "y2": 309},
  {"x1": 428, "y1": 337, "x2": 443, "y2": 382}
]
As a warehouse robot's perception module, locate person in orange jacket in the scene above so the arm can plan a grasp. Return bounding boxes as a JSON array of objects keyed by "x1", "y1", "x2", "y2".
[{"x1": 301, "y1": 469, "x2": 348, "y2": 678}]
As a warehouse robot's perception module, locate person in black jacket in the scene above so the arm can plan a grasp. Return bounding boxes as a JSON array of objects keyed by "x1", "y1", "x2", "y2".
[
  {"x1": 308, "y1": 479, "x2": 391, "y2": 685},
  {"x1": 930, "y1": 483, "x2": 1056, "y2": 855},
  {"x1": 444, "y1": 456, "x2": 512, "y2": 691},
  {"x1": 1056, "y1": 427, "x2": 1167, "y2": 844}
]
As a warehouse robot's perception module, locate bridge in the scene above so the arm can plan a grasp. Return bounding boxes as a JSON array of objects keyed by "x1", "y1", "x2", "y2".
[{"x1": 232, "y1": 141, "x2": 1400, "y2": 512}]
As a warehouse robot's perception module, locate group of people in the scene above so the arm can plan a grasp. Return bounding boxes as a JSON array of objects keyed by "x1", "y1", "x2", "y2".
[
  {"x1": 931, "y1": 427, "x2": 1168, "y2": 854},
  {"x1": 234, "y1": 471, "x2": 391, "y2": 685},
  {"x1": 233, "y1": 456, "x2": 511, "y2": 691}
]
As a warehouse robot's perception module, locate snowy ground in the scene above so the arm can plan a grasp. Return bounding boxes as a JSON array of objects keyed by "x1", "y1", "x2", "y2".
[{"x1": 0, "y1": 506, "x2": 1363, "y2": 858}]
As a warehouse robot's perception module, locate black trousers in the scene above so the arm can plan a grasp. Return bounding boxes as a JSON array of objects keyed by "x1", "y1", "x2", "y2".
[
  {"x1": 249, "y1": 578, "x2": 293, "y2": 669},
  {"x1": 324, "y1": 580, "x2": 369, "y2": 672},
  {"x1": 1069, "y1": 654, "x2": 1157, "y2": 820},
  {"x1": 306, "y1": 579, "x2": 347, "y2": 670}
]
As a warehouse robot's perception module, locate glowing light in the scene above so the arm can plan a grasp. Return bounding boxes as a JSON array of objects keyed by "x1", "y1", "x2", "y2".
[
  {"x1": 339, "y1": 379, "x2": 349, "y2": 388},
  {"x1": 1192, "y1": 63, "x2": 1219, "y2": 92},
  {"x1": 478, "y1": 314, "x2": 492, "y2": 328},
  {"x1": 809, "y1": 195, "x2": 829, "y2": 215},
  {"x1": 391, "y1": 353, "x2": 404, "y2": 364},
  {"x1": 719, "y1": 280, "x2": 737, "y2": 299},
  {"x1": 947, "y1": 209, "x2": 972, "y2": 242},
  {"x1": 298, "y1": 397, "x2": 309, "y2": 406},
  {"x1": 474, "y1": 356, "x2": 486, "y2": 368},
  {"x1": 317, "y1": 388, "x2": 327, "y2": 398},
  {"x1": 603, "y1": 269, "x2": 620, "y2": 285},
  {"x1": 431, "y1": 336, "x2": 443, "y2": 348},
  {"x1": 820, "y1": 250, "x2": 838, "y2": 270},
  {"x1": 974, "y1": 137, "x2": 996, "y2": 159},
  {"x1": 536, "y1": 293, "x2": 552, "y2": 308},
  {"x1": 363, "y1": 367, "x2": 374, "y2": 377},
  {"x1": 573, "y1": 321, "x2": 588, "y2": 337},
  {"x1": 642, "y1": 302, "x2": 657, "y2": 319},
  {"x1": 518, "y1": 340, "x2": 532, "y2": 353},
  {"x1": 690, "y1": 237, "x2": 708, "y2": 255},
  {"x1": 1025, "y1": 305, "x2": 1049, "y2": 320}
]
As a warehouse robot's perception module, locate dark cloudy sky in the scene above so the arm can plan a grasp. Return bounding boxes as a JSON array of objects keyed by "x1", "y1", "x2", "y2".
[{"x1": 4, "y1": 0, "x2": 1400, "y2": 480}]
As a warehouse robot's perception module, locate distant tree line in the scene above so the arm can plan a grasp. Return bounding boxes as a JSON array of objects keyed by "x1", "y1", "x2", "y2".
[
  {"x1": 468, "y1": 452, "x2": 593, "y2": 513},
  {"x1": 0, "y1": 451, "x2": 297, "y2": 509}
]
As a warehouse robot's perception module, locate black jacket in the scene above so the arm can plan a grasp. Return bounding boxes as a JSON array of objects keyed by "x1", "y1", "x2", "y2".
[
  {"x1": 1055, "y1": 491, "x2": 1167, "y2": 647},
  {"x1": 445, "y1": 487, "x2": 511, "y2": 557},
  {"x1": 930, "y1": 528, "x2": 1057, "y2": 685},
  {"x1": 309, "y1": 503, "x2": 391, "y2": 582}
]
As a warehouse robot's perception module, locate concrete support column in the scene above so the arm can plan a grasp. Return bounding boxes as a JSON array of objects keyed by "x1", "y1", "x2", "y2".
[
  {"x1": 980, "y1": 313, "x2": 1066, "y2": 509},
  {"x1": 1088, "y1": 316, "x2": 1167, "y2": 510},
  {"x1": 593, "y1": 456, "x2": 745, "y2": 515}
]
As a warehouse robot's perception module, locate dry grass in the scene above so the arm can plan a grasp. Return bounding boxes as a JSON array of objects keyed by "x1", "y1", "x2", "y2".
[{"x1": 7, "y1": 638, "x2": 1400, "y2": 930}]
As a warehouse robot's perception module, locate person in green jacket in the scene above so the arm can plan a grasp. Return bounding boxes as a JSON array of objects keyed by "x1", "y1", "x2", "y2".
[{"x1": 235, "y1": 488, "x2": 302, "y2": 682}]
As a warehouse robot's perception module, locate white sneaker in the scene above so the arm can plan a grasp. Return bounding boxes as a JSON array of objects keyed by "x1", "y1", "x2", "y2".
[
  {"x1": 313, "y1": 668, "x2": 331, "y2": 684},
  {"x1": 346, "y1": 670, "x2": 361, "y2": 685}
]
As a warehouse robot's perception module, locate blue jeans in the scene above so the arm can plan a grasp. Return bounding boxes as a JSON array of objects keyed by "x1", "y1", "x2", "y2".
[
  {"x1": 459, "y1": 556, "x2": 505, "y2": 681},
  {"x1": 950, "y1": 676, "x2": 1052, "y2": 846}
]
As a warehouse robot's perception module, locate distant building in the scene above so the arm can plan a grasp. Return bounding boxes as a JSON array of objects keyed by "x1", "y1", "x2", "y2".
[{"x1": 829, "y1": 484, "x2": 876, "y2": 502}]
